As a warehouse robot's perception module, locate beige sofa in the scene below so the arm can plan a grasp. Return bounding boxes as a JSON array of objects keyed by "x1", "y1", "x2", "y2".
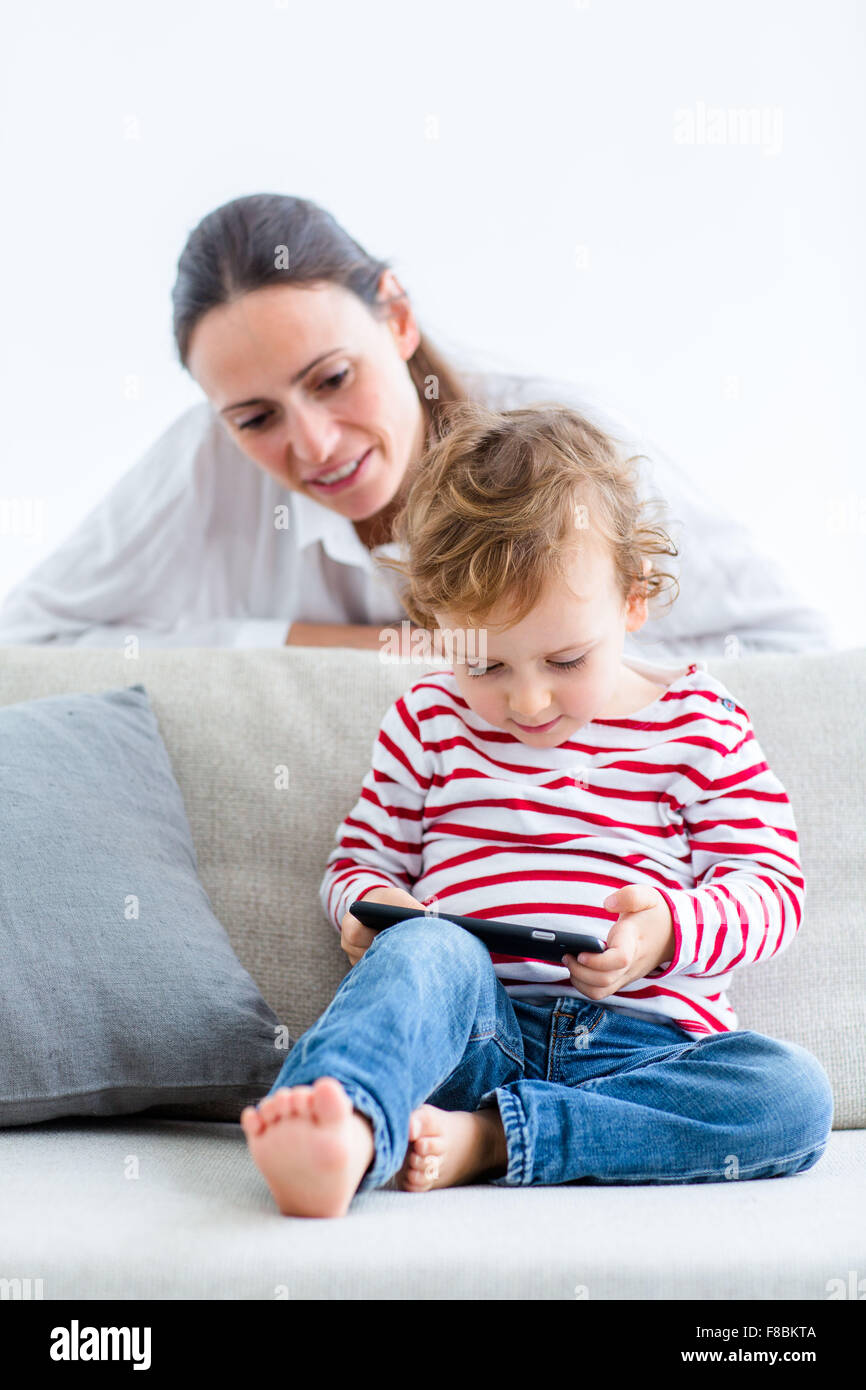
[{"x1": 0, "y1": 643, "x2": 864, "y2": 1300}]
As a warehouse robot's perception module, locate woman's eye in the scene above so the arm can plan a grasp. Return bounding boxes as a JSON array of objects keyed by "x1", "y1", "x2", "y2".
[
  {"x1": 466, "y1": 654, "x2": 587, "y2": 678},
  {"x1": 319, "y1": 368, "x2": 349, "y2": 391},
  {"x1": 234, "y1": 369, "x2": 349, "y2": 429}
]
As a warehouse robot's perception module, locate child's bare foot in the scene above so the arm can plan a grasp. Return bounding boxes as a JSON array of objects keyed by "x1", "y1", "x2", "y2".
[
  {"x1": 396, "y1": 1103, "x2": 508, "y2": 1192},
  {"x1": 240, "y1": 1077, "x2": 375, "y2": 1218}
]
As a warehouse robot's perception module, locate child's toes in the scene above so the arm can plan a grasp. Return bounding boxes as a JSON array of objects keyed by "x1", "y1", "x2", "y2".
[
  {"x1": 286, "y1": 1085, "x2": 315, "y2": 1117},
  {"x1": 413, "y1": 1135, "x2": 445, "y2": 1158},
  {"x1": 408, "y1": 1103, "x2": 441, "y2": 1143},
  {"x1": 240, "y1": 1105, "x2": 264, "y2": 1137},
  {"x1": 311, "y1": 1076, "x2": 353, "y2": 1124},
  {"x1": 405, "y1": 1173, "x2": 430, "y2": 1192},
  {"x1": 273, "y1": 1089, "x2": 295, "y2": 1120},
  {"x1": 407, "y1": 1154, "x2": 441, "y2": 1188},
  {"x1": 407, "y1": 1150, "x2": 441, "y2": 1177},
  {"x1": 257, "y1": 1094, "x2": 285, "y2": 1126},
  {"x1": 403, "y1": 1163, "x2": 432, "y2": 1188}
]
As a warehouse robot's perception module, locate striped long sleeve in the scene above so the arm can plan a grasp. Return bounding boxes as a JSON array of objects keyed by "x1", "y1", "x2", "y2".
[
  {"x1": 651, "y1": 715, "x2": 804, "y2": 981},
  {"x1": 317, "y1": 659, "x2": 805, "y2": 1035},
  {"x1": 319, "y1": 695, "x2": 429, "y2": 930}
]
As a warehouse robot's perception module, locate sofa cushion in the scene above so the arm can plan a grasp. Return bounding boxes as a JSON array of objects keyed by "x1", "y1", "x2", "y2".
[
  {"x1": 0, "y1": 1118, "x2": 862, "y2": 1298},
  {"x1": 0, "y1": 683, "x2": 284, "y2": 1126},
  {"x1": 0, "y1": 644, "x2": 863, "y2": 1127}
]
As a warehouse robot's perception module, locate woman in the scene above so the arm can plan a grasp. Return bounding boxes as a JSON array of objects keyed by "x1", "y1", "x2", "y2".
[{"x1": 0, "y1": 193, "x2": 833, "y2": 657}]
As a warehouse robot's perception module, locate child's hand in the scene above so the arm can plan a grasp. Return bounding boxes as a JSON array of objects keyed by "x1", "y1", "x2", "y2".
[
  {"x1": 561, "y1": 885, "x2": 675, "y2": 1000},
  {"x1": 339, "y1": 886, "x2": 427, "y2": 966}
]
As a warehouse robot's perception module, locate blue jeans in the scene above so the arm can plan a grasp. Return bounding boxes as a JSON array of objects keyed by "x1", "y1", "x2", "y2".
[{"x1": 264, "y1": 918, "x2": 834, "y2": 1192}]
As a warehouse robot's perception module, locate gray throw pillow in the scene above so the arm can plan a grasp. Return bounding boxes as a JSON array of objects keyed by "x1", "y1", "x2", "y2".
[{"x1": 0, "y1": 684, "x2": 285, "y2": 1125}]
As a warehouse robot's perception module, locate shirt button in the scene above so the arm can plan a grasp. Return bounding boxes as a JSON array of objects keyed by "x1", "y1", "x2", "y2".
[{"x1": 721, "y1": 698, "x2": 735, "y2": 711}]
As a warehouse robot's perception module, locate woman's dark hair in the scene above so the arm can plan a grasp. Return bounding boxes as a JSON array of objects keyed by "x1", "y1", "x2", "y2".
[{"x1": 171, "y1": 193, "x2": 468, "y2": 442}]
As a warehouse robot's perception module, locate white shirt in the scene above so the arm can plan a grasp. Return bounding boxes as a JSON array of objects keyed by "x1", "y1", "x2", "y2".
[{"x1": 0, "y1": 366, "x2": 835, "y2": 658}]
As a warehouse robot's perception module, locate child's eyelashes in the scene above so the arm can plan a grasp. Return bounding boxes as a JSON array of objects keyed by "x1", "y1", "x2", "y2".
[{"x1": 465, "y1": 654, "x2": 588, "y2": 678}]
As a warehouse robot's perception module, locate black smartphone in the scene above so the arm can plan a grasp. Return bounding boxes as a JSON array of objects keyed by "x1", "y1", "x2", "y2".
[{"x1": 348, "y1": 900, "x2": 607, "y2": 965}]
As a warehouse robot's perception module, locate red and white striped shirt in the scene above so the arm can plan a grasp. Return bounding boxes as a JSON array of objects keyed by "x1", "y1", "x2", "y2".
[{"x1": 320, "y1": 656, "x2": 805, "y2": 1037}]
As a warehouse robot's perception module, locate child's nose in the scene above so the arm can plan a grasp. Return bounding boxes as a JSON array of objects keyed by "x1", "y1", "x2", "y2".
[{"x1": 509, "y1": 684, "x2": 554, "y2": 721}]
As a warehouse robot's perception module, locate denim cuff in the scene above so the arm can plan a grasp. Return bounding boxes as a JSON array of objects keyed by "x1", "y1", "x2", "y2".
[
  {"x1": 335, "y1": 1081, "x2": 396, "y2": 1194},
  {"x1": 478, "y1": 1086, "x2": 530, "y2": 1186}
]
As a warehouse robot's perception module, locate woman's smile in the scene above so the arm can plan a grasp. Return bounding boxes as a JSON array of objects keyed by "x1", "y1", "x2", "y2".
[{"x1": 305, "y1": 446, "x2": 375, "y2": 493}]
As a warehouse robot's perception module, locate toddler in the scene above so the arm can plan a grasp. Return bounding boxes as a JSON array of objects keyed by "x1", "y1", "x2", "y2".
[{"x1": 241, "y1": 400, "x2": 833, "y2": 1217}]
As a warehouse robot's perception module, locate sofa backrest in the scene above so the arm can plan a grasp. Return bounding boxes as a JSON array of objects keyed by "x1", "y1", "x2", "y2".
[{"x1": 1, "y1": 644, "x2": 863, "y2": 1127}]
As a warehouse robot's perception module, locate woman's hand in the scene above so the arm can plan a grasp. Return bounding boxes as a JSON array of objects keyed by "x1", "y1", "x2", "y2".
[
  {"x1": 339, "y1": 886, "x2": 427, "y2": 966},
  {"x1": 561, "y1": 885, "x2": 676, "y2": 1000}
]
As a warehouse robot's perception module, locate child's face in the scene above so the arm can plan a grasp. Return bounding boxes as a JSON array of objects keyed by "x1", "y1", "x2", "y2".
[{"x1": 434, "y1": 536, "x2": 649, "y2": 747}]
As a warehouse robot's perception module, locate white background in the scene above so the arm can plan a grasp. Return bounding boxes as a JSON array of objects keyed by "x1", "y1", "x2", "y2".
[{"x1": 1, "y1": 0, "x2": 864, "y2": 645}]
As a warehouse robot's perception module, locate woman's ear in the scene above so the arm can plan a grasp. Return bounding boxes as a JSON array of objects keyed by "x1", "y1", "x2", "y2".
[{"x1": 376, "y1": 269, "x2": 421, "y2": 360}]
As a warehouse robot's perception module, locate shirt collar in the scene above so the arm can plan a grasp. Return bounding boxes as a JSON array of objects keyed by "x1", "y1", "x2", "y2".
[{"x1": 291, "y1": 490, "x2": 404, "y2": 569}]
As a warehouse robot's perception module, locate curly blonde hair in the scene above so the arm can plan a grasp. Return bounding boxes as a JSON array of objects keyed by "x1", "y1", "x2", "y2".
[{"x1": 375, "y1": 398, "x2": 681, "y2": 631}]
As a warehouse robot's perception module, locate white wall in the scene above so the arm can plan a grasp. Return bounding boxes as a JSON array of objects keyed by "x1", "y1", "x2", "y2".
[{"x1": 1, "y1": 0, "x2": 863, "y2": 645}]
